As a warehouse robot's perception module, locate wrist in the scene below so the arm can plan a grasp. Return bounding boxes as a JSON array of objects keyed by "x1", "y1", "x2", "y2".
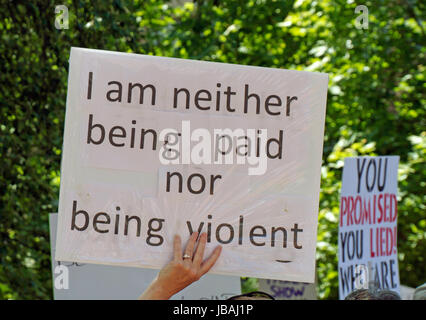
[{"x1": 153, "y1": 277, "x2": 176, "y2": 299}]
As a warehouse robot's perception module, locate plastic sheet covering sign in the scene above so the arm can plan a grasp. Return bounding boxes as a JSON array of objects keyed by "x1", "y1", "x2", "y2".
[
  {"x1": 55, "y1": 47, "x2": 328, "y2": 282},
  {"x1": 338, "y1": 156, "x2": 400, "y2": 299}
]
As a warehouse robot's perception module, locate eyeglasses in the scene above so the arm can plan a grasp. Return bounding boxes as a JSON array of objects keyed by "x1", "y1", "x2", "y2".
[{"x1": 227, "y1": 291, "x2": 275, "y2": 300}]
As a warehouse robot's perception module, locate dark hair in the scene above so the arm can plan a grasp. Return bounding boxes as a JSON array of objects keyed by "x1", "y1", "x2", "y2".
[
  {"x1": 345, "y1": 289, "x2": 401, "y2": 300},
  {"x1": 376, "y1": 290, "x2": 402, "y2": 300},
  {"x1": 227, "y1": 291, "x2": 275, "y2": 300}
]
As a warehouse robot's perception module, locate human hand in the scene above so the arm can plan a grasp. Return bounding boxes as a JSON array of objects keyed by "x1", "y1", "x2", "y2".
[{"x1": 138, "y1": 232, "x2": 222, "y2": 300}]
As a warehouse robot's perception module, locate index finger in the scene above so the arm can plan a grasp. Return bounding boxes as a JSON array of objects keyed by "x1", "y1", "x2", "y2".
[{"x1": 200, "y1": 246, "x2": 222, "y2": 276}]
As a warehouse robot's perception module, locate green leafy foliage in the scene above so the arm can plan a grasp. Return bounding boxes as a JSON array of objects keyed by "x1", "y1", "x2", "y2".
[{"x1": 0, "y1": 0, "x2": 424, "y2": 299}]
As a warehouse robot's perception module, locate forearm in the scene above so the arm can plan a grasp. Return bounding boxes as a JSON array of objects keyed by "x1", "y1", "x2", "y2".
[{"x1": 138, "y1": 277, "x2": 175, "y2": 300}]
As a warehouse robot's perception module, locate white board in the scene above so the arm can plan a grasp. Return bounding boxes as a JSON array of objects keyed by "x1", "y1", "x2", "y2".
[
  {"x1": 50, "y1": 214, "x2": 241, "y2": 300},
  {"x1": 338, "y1": 156, "x2": 400, "y2": 299},
  {"x1": 400, "y1": 285, "x2": 415, "y2": 300},
  {"x1": 56, "y1": 47, "x2": 328, "y2": 282},
  {"x1": 258, "y1": 279, "x2": 317, "y2": 300}
]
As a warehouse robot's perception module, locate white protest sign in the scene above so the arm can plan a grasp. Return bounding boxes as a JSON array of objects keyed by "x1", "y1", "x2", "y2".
[
  {"x1": 338, "y1": 156, "x2": 400, "y2": 299},
  {"x1": 399, "y1": 285, "x2": 415, "y2": 300},
  {"x1": 56, "y1": 47, "x2": 328, "y2": 282},
  {"x1": 258, "y1": 279, "x2": 317, "y2": 300},
  {"x1": 50, "y1": 214, "x2": 241, "y2": 300}
]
